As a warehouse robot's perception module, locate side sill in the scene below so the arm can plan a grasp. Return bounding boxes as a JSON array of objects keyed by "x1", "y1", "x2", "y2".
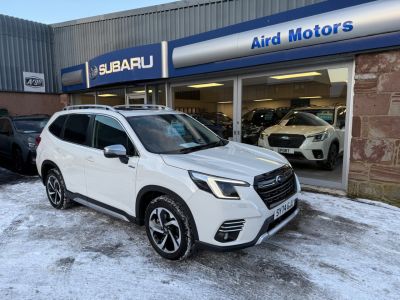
[{"x1": 65, "y1": 190, "x2": 138, "y2": 224}]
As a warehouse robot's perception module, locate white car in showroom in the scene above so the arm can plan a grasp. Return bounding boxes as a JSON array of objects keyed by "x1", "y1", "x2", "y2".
[
  {"x1": 258, "y1": 106, "x2": 346, "y2": 170},
  {"x1": 36, "y1": 105, "x2": 300, "y2": 260}
]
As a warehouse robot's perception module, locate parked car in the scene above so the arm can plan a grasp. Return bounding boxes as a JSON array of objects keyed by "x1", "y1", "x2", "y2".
[
  {"x1": 0, "y1": 108, "x2": 8, "y2": 117},
  {"x1": 191, "y1": 112, "x2": 233, "y2": 139},
  {"x1": 190, "y1": 113, "x2": 226, "y2": 138},
  {"x1": 0, "y1": 115, "x2": 49, "y2": 172},
  {"x1": 242, "y1": 108, "x2": 290, "y2": 145},
  {"x1": 258, "y1": 106, "x2": 346, "y2": 170},
  {"x1": 36, "y1": 105, "x2": 300, "y2": 260}
]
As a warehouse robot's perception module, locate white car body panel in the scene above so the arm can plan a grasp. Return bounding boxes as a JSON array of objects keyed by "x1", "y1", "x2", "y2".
[{"x1": 37, "y1": 108, "x2": 301, "y2": 250}]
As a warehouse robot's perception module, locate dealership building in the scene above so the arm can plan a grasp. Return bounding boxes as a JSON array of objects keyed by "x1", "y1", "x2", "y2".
[{"x1": 0, "y1": 0, "x2": 399, "y2": 205}]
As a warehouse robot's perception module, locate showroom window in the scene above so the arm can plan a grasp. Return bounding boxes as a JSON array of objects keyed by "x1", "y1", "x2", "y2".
[
  {"x1": 172, "y1": 80, "x2": 234, "y2": 140},
  {"x1": 241, "y1": 67, "x2": 350, "y2": 188},
  {"x1": 71, "y1": 92, "x2": 96, "y2": 105},
  {"x1": 97, "y1": 88, "x2": 125, "y2": 106}
]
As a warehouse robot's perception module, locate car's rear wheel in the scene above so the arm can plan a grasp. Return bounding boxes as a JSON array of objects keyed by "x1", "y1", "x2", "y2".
[
  {"x1": 318, "y1": 143, "x2": 338, "y2": 171},
  {"x1": 45, "y1": 168, "x2": 73, "y2": 209},
  {"x1": 13, "y1": 147, "x2": 25, "y2": 173},
  {"x1": 145, "y1": 195, "x2": 194, "y2": 260}
]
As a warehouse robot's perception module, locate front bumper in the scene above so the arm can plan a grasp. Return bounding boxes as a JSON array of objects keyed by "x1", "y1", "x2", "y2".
[
  {"x1": 197, "y1": 202, "x2": 299, "y2": 251},
  {"x1": 258, "y1": 137, "x2": 328, "y2": 161},
  {"x1": 188, "y1": 175, "x2": 301, "y2": 249}
]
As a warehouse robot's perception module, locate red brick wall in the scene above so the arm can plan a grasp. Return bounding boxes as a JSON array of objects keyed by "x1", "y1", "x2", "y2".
[
  {"x1": 349, "y1": 50, "x2": 400, "y2": 206},
  {"x1": 0, "y1": 92, "x2": 67, "y2": 116}
]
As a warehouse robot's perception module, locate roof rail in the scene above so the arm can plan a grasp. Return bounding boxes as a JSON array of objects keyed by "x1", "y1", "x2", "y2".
[
  {"x1": 63, "y1": 105, "x2": 116, "y2": 111},
  {"x1": 114, "y1": 104, "x2": 173, "y2": 111}
]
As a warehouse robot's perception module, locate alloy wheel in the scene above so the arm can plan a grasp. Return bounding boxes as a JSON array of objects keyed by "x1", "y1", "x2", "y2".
[
  {"x1": 148, "y1": 207, "x2": 182, "y2": 254},
  {"x1": 47, "y1": 175, "x2": 62, "y2": 205}
]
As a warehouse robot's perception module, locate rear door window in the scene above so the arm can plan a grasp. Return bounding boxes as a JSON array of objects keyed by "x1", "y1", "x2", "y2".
[{"x1": 63, "y1": 114, "x2": 91, "y2": 145}]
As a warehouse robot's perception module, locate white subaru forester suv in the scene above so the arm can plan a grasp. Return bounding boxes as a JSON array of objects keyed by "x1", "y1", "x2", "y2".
[
  {"x1": 36, "y1": 105, "x2": 300, "y2": 260},
  {"x1": 258, "y1": 106, "x2": 346, "y2": 170}
]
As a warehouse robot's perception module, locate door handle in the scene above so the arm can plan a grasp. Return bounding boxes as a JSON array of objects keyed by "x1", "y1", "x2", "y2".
[{"x1": 86, "y1": 156, "x2": 95, "y2": 162}]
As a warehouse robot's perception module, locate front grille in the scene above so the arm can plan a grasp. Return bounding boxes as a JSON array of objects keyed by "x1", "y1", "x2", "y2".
[
  {"x1": 254, "y1": 165, "x2": 297, "y2": 209},
  {"x1": 214, "y1": 219, "x2": 245, "y2": 243},
  {"x1": 268, "y1": 134, "x2": 305, "y2": 148}
]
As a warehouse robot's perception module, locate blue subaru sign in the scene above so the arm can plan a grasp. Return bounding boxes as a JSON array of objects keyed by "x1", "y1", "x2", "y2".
[{"x1": 88, "y1": 43, "x2": 162, "y2": 88}]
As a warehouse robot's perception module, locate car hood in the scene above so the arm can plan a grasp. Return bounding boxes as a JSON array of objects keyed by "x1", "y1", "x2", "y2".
[
  {"x1": 161, "y1": 141, "x2": 288, "y2": 183},
  {"x1": 263, "y1": 125, "x2": 331, "y2": 136}
]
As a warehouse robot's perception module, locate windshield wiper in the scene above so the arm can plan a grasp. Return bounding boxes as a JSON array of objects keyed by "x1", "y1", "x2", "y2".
[{"x1": 179, "y1": 140, "x2": 226, "y2": 154}]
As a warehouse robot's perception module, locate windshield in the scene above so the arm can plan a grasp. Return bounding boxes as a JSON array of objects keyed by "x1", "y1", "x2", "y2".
[
  {"x1": 243, "y1": 110, "x2": 276, "y2": 126},
  {"x1": 280, "y1": 111, "x2": 329, "y2": 127},
  {"x1": 128, "y1": 114, "x2": 226, "y2": 154},
  {"x1": 13, "y1": 118, "x2": 49, "y2": 133},
  {"x1": 293, "y1": 109, "x2": 335, "y2": 124}
]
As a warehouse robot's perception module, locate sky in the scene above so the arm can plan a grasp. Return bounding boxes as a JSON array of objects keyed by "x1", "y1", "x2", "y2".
[{"x1": 1, "y1": 0, "x2": 174, "y2": 24}]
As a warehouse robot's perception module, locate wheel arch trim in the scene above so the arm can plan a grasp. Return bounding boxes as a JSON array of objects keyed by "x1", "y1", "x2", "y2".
[
  {"x1": 136, "y1": 185, "x2": 199, "y2": 241},
  {"x1": 40, "y1": 160, "x2": 60, "y2": 184}
]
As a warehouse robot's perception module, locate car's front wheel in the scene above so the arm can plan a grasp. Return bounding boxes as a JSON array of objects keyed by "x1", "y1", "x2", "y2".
[
  {"x1": 45, "y1": 168, "x2": 73, "y2": 209},
  {"x1": 318, "y1": 143, "x2": 338, "y2": 171},
  {"x1": 145, "y1": 195, "x2": 194, "y2": 260}
]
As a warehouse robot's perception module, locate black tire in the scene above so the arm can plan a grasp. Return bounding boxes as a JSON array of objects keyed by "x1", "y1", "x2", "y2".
[
  {"x1": 45, "y1": 168, "x2": 73, "y2": 209},
  {"x1": 145, "y1": 195, "x2": 194, "y2": 260},
  {"x1": 318, "y1": 143, "x2": 338, "y2": 171},
  {"x1": 13, "y1": 147, "x2": 26, "y2": 173}
]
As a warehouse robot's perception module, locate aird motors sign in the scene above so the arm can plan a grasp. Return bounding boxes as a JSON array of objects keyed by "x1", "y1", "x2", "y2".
[
  {"x1": 23, "y1": 72, "x2": 45, "y2": 93},
  {"x1": 172, "y1": 0, "x2": 400, "y2": 68}
]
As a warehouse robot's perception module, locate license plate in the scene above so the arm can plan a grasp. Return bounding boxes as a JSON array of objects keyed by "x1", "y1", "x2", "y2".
[
  {"x1": 274, "y1": 199, "x2": 295, "y2": 219},
  {"x1": 278, "y1": 148, "x2": 294, "y2": 154}
]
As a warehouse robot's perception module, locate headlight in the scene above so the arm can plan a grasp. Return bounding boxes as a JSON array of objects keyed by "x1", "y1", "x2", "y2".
[
  {"x1": 189, "y1": 171, "x2": 250, "y2": 200},
  {"x1": 310, "y1": 131, "x2": 330, "y2": 142},
  {"x1": 260, "y1": 132, "x2": 269, "y2": 139}
]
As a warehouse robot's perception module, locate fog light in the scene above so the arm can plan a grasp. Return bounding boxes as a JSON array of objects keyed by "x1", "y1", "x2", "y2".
[
  {"x1": 214, "y1": 219, "x2": 245, "y2": 243},
  {"x1": 312, "y1": 150, "x2": 324, "y2": 159}
]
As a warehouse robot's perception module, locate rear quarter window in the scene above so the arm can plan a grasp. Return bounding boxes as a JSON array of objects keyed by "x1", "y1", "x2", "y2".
[
  {"x1": 63, "y1": 114, "x2": 91, "y2": 145},
  {"x1": 49, "y1": 115, "x2": 67, "y2": 138}
]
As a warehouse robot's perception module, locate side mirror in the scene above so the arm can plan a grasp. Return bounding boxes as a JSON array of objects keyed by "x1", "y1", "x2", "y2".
[{"x1": 104, "y1": 144, "x2": 127, "y2": 158}]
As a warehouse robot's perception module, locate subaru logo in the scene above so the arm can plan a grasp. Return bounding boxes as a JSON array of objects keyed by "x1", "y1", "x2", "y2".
[
  {"x1": 89, "y1": 65, "x2": 99, "y2": 80},
  {"x1": 281, "y1": 136, "x2": 290, "y2": 140},
  {"x1": 276, "y1": 175, "x2": 284, "y2": 184},
  {"x1": 25, "y1": 76, "x2": 43, "y2": 88}
]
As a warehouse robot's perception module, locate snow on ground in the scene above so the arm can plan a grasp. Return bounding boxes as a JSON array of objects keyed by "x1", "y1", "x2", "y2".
[{"x1": 0, "y1": 177, "x2": 399, "y2": 299}]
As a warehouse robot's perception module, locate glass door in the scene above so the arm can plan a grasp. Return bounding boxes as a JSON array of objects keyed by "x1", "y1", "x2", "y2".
[{"x1": 126, "y1": 86, "x2": 147, "y2": 105}]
